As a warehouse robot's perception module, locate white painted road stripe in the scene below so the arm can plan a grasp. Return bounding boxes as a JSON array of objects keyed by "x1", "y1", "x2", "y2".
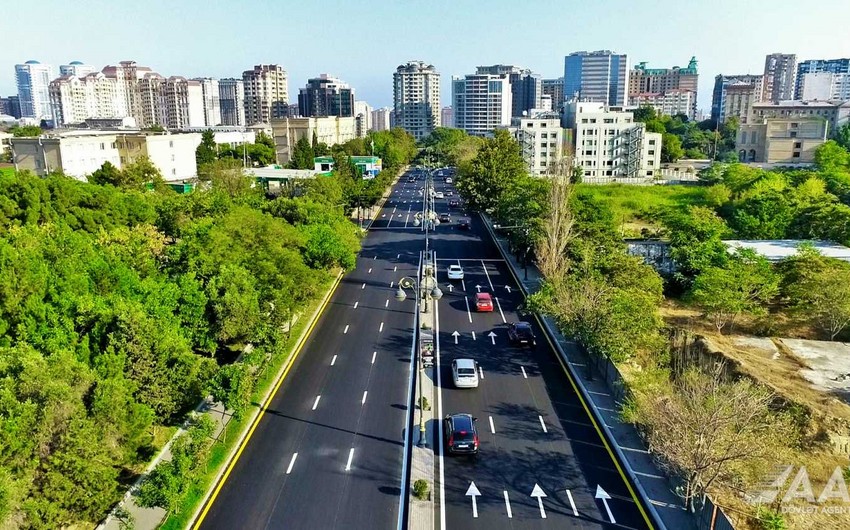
[
  {"x1": 478, "y1": 366, "x2": 484, "y2": 379},
  {"x1": 521, "y1": 366, "x2": 528, "y2": 378},
  {"x1": 379, "y1": 322, "x2": 384, "y2": 332},
  {"x1": 489, "y1": 416, "x2": 496, "y2": 434},
  {"x1": 539, "y1": 415, "x2": 548, "y2": 433},
  {"x1": 385, "y1": 299, "x2": 389, "y2": 308},
  {"x1": 344, "y1": 325, "x2": 349, "y2": 334},
  {"x1": 371, "y1": 351, "x2": 377, "y2": 364},
  {"x1": 312, "y1": 396, "x2": 321, "y2": 410},
  {"x1": 390, "y1": 281, "x2": 394, "y2": 288},
  {"x1": 361, "y1": 283, "x2": 366, "y2": 289},
  {"x1": 345, "y1": 448, "x2": 354, "y2": 471},
  {"x1": 495, "y1": 296, "x2": 506, "y2": 323},
  {"x1": 362, "y1": 391, "x2": 368, "y2": 405},
  {"x1": 353, "y1": 301, "x2": 358, "y2": 309},
  {"x1": 472, "y1": 331, "x2": 476, "y2": 341},
  {"x1": 464, "y1": 296, "x2": 472, "y2": 323},
  {"x1": 566, "y1": 489, "x2": 578, "y2": 516},
  {"x1": 368, "y1": 268, "x2": 372, "y2": 273},
  {"x1": 286, "y1": 453, "x2": 298, "y2": 474},
  {"x1": 504, "y1": 491, "x2": 513, "y2": 518},
  {"x1": 482, "y1": 260, "x2": 494, "y2": 290},
  {"x1": 331, "y1": 355, "x2": 337, "y2": 366},
  {"x1": 393, "y1": 265, "x2": 397, "y2": 272}
]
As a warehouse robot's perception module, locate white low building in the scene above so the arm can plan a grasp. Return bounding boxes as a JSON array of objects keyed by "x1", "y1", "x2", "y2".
[{"x1": 505, "y1": 112, "x2": 566, "y2": 175}]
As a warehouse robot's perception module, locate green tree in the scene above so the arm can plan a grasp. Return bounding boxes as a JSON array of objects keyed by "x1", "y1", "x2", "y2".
[
  {"x1": 815, "y1": 140, "x2": 850, "y2": 173},
  {"x1": 664, "y1": 206, "x2": 731, "y2": 278},
  {"x1": 122, "y1": 156, "x2": 165, "y2": 189},
  {"x1": 196, "y1": 129, "x2": 217, "y2": 166},
  {"x1": 198, "y1": 158, "x2": 255, "y2": 199},
  {"x1": 833, "y1": 122, "x2": 850, "y2": 151},
  {"x1": 10, "y1": 125, "x2": 42, "y2": 137},
  {"x1": 255, "y1": 131, "x2": 275, "y2": 150},
  {"x1": 781, "y1": 248, "x2": 850, "y2": 339},
  {"x1": 456, "y1": 129, "x2": 525, "y2": 212},
  {"x1": 661, "y1": 133, "x2": 685, "y2": 162},
  {"x1": 88, "y1": 161, "x2": 123, "y2": 186},
  {"x1": 289, "y1": 136, "x2": 315, "y2": 169}
]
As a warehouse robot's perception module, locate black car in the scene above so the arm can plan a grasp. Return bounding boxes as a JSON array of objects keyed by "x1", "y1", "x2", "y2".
[
  {"x1": 449, "y1": 199, "x2": 460, "y2": 207},
  {"x1": 444, "y1": 413, "x2": 479, "y2": 455},
  {"x1": 439, "y1": 212, "x2": 451, "y2": 223},
  {"x1": 507, "y1": 321, "x2": 537, "y2": 347},
  {"x1": 458, "y1": 218, "x2": 471, "y2": 230}
]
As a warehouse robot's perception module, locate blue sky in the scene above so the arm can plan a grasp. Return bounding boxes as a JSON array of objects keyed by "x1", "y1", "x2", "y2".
[{"x1": 2, "y1": 0, "x2": 849, "y2": 114}]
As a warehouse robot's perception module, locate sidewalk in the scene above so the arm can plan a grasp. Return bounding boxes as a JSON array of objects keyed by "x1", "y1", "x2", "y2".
[{"x1": 483, "y1": 215, "x2": 696, "y2": 530}]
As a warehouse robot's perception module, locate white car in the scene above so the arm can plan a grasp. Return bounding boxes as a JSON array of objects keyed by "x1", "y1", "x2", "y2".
[
  {"x1": 445, "y1": 177, "x2": 453, "y2": 184},
  {"x1": 447, "y1": 264, "x2": 464, "y2": 280},
  {"x1": 435, "y1": 191, "x2": 444, "y2": 199},
  {"x1": 452, "y1": 359, "x2": 479, "y2": 388}
]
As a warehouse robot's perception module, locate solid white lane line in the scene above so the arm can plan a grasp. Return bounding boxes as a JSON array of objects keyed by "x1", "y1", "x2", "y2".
[
  {"x1": 371, "y1": 351, "x2": 377, "y2": 364},
  {"x1": 504, "y1": 491, "x2": 513, "y2": 518},
  {"x1": 312, "y1": 396, "x2": 321, "y2": 410},
  {"x1": 489, "y1": 416, "x2": 496, "y2": 434},
  {"x1": 464, "y1": 296, "x2": 472, "y2": 323},
  {"x1": 344, "y1": 325, "x2": 349, "y2": 334},
  {"x1": 379, "y1": 322, "x2": 384, "y2": 332},
  {"x1": 385, "y1": 299, "x2": 389, "y2": 308},
  {"x1": 286, "y1": 453, "x2": 298, "y2": 474},
  {"x1": 539, "y1": 415, "x2": 548, "y2": 433},
  {"x1": 361, "y1": 283, "x2": 366, "y2": 290},
  {"x1": 521, "y1": 366, "x2": 528, "y2": 378},
  {"x1": 362, "y1": 391, "x2": 368, "y2": 405},
  {"x1": 345, "y1": 448, "x2": 354, "y2": 471},
  {"x1": 481, "y1": 260, "x2": 494, "y2": 290},
  {"x1": 495, "y1": 297, "x2": 506, "y2": 323},
  {"x1": 331, "y1": 355, "x2": 337, "y2": 366},
  {"x1": 353, "y1": 301, "x2": 359, "y2": 309},
  {"x1": 566, "y1": 489, "x2": 578, "y2": 516},
  {"x1": 461, "y1": 279, "x2": 466, "y2": 291},
  {"x1": 478, "y1": 366, "x2": 484, "y2": 379}
]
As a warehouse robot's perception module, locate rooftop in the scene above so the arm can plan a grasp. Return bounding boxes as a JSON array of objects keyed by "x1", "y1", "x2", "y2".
[{"x1": 724, "y1": 239, "x2": 850, "y2": 262}]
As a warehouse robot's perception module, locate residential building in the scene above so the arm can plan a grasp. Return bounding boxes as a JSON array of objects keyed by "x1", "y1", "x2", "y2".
[
  {"x1": 161, "y1": 77, "x2": 204, "y2": 129},
  {"x1": 542, "y1": 78, "x2": 565, "y2": 112},
  {"x1": 629, "y1": 90, "x2": 694, "y2": 118},
  {"x1": 59, "y1": 61, "x2": 96, "y2": 78},
  {"x1": 563, "y1": 100, "x2": 662, "y2": 181},
  {"x1": 49, "y1": 72, "x2": 129, "y2": 126},
  {"x1": 628, "y1": 57, "x2": 698, "y2": 118},
  {"x1": 540, "y1": 95, "x2": 553, "y2": 112},
  {"x1": 354, "y1": 100, "x2": 372, "y2": 137},
  {"x1": 15, "y1": 60, "x2": 55, "y2": 121},
  {"x1": 737, "y1": 100, "x2": 850, "y2": 163},
  {"x1": 762, "y1": 53, "x2": 796, "y2": 102},
  {"x1": 563, "y1": 50, "x2": 629, "y2": 107},
  {"x1": 441, "y1": 106, "x2": 453, "y2": 127},
  {"x1": 475, "y1": 65, "x2": 542, "y2": 117},
  {"x1": 193, "y1": 78, "x2": 221, "y2": 127},
  {"x1": 243, "y1": 64, "x2": 289, "y2": 125},
  {"x1": 218, "y1": 78, "x2": 245, "y2": 126},
  {"x1": 452, "y1": 72, "x2": 512, "y2": 136},
  {"x1": 270, "y1": 116, "x2": 356, "y2": 163},
  {"x1": 795, "y1": 58, "x2": 850, "y2": 99},
  {"x1": 9, "y1": 130, "x2": 201, "y2": 180},
  {"x1": 371, "y1": 106, "x2": 392, "y2": 131},
  {"x1": 393, "y1": 60, "x2": 440, "y2": 140},
  {"x1": 799, "y1": 72, "x2": 850, "y2": 101},
  {"x1": 298, "y1": 74, "x2": 355, "y2": 118},
  {"x1": 506, "y1": 111, "x2": 566, "y2": 175},
  {"x1": 101, "y1": 61, "x2": 154, "y2": 127},
  {"x1": 711, "y1": 74, "x2": 763, "y2": 123},
  {"x1": 5, "y1": 96, "x2": 21, "y2": 119}
]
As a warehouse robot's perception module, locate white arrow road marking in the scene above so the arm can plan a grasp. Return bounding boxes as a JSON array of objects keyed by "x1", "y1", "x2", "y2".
[
  {"x1": 503, "y1": 490, "x2": 512, "y2": 518},
  {"x1": 379, "y1": 322, "x2": 384, "y2": 332},
  {"x1": 345, "y1": 448, "x2": 354, "y2": 471},
  {"x1": 361, "y1": 283, "x2": 366, "y2": 290},
  {"x1": 382, "y1": 214, "x2": 386, "y2": 218},
  {"x1": 353, "y1": 301, "x2": 358, "y2": 309},
  {"x1": 371, "y1": 351, "x2": 377, "y2": 364},
  {"x1": 505, "y1": 285, "x2": 512, "y2": 294},
  {"x1": 521, "y1": 366, "x2": 528, "y2": 378},
  {"x1": 489, "y1": 416, "x2": 495, "y2": 434},
  {"x1": 475, "y1": 284, "x2": 482, "y2": 293},
  {"x1": 531, "y1": 484, "x2": 547, "y2": 519},
  {"x1": 488, "y1": 331, "x2": 497, "y2": 345},
  {"x1": 362, "y1": 391, "x2": 368, "y2": 405},
  {"x1": 312, "y1": 396, "x2": 321, "y2": 410},
  {"x1": 481, "y1": 261, "x2": 494, "y2": 290},
  {"x1": 286, "y1": 453, "x2": 298, "y2": 474},
  {"x1": 539, "y1": 415, "x2": 548, "y2": 433},
  {"x1": 447, "y1": 284, "x2": 453, "y2": 293},
  {"x1": 331, "y1": 355, "x2": 337, "y2": 366},
  {"x1": 472, "y1": 331, "x2": 476, "y2": 341},
  {"x1": 595, "y1": 485, "x2": 615, "y2": 524},
  {"x1": 566, "y1": 489, "x2": 578, "y2": 516},
  {"x1": 343, "y1": 325, "x2": 349, "y2": 334},
  {"x1": 495, "y1": 297, "x2": 506, "y2": 323},
  {"x1": 465, "y1": 482, "x2": 481, "y2": 518},
  {"x1": 452, "y1": 331, "x2": 459, "y2": 344},
  {"x1": 464, "y1": 297, "x2": 472, "y2": 323}
]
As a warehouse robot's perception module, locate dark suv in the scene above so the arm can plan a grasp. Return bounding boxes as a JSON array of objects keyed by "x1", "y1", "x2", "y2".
[
  {"x1": 507, "y1": 322, "x2": 537, "y2": 347},
  {"x1": 443, "y1": 413, "x2": 479, "y2": 455}
]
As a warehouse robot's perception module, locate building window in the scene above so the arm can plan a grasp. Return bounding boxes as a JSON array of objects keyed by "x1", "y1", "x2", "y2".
[
  {"x1": 794, "y1": 142, "x2": 802, "y2": 148},
  {"x1": 541, "y1": 133, "x2": 548, "y2": 138},
  {"x1": 581, "y1": 118, "x2": 588, "y2": 124},
  {"x1": 790, "y1": 131, "x2": 797, "y2": 138},
  {"x1": 526, "y1": 123, "x2": 533, "y2": 127},
  {"x1": 648, "y1": 160, "x2": 654, "y2": 166},
  {"x1": 649, "y1": 139, "x2": 656, "y2": 145},
  {"x1": 648, "y1": 150, "x2": 655, "y2": 155},
  {"x1": 790, "y1": 122, "x2": 798, "y2": 128},
  {"x1": 169, "y1": 141, "x2": 174, "y2": 148},
  {"x1": 172, "y1": 168, "x2": 176, "y2": 175},
  {"x1": 792, "y1": 152, "x2": 801, "y2": 158},
  {"x1": 604, "y1": 118, "x2": 614, "y2": 123},
  {"x1": 540, "y1": 123, "x2": 547, "y2": 127}
]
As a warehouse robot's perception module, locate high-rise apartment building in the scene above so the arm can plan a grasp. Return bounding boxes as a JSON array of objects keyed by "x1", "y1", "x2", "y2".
[
  {"x1": 371, "y1": 107, "x2": 392, "y2": 131},
  {"x1": 102, "y1": 61, "x2": 154, "y2": 127},
  {"x1": 441, "y1": 106, "x2": 453, "y2": 127},
  {"x1": 354, "y1": 100, "x2": 372, "y2": 136},
  {"x1": 798, "y1": 72, "x2": 850, "y2": 101},
  {"x1": 452, "y1": 73, "x2": 512, "y2": 136},
  {"x1": 162, "y1": 77, "x2": 205, "y2": 129},
  {"x1": 393, "y1": 60, "x2": 440, "y2": 140},
  {"x1": 5, "y1": 96, "x2": 22, "y2": 119},
  {"x1": 542, "y1": 78, "x2": 565, "y2": 112},
  {"x1": 628, "y1": 57, "x2": 698, "y2": 118},
  {"x1": 475, "y1": 65, "x2": 542, "y2": 117},
  {"x1": 563, "y1": 51, "x2": 629, "y2": 107},
  {"x1": 795, "y1": 58, "x2": 850, "y2": 99},
  {"x1": 49, "y1": 72, "x2": 128, "y2": 126},
  {"x1": 15, "y1": 60, "x2": 55, "y2": 121},
  {"x1": 193, "y1": 78, "x2": 222, "y2": 127},
  {"x1": 138, "y1": 73, "x2": 167, "y2": 128},
  {"x1": 762, "y1": 53, "x2": 796, "y2": 102},
  {"x1": 59, "y1": 61, "x2": 97, "y2": 78},
  {"x1": 711, "y1": 74, "x2": 764, "y2": 123},
  {"x1": 243, "y1": 64, "x2": 289, "y2": 125},
  {"x1": 298, "y1": 74, "x2": 355, "y2": 118},
  {"x1": 218, "y1": 78, "x2": 245, "y2": 126},
  {"x1": 630, "y1": 90, "x2": 695, "y2": 119}
]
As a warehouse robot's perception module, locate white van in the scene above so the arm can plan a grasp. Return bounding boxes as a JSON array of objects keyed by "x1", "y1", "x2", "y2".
[{"x1": 451, "y1": 359, "x2": 479, "y2": 388}]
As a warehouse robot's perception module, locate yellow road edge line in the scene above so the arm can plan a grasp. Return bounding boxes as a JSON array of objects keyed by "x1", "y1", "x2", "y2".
[
  {"x1": 192, "y1": 271, "x2": 344, "y2": 529},
  {"x1": 495, "y1": 228, "x2": 655, "y2": 530}
]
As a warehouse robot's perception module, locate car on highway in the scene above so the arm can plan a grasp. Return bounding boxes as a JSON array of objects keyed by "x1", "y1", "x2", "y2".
[
  {"x1": 408, "y1": 176, "x2": 416, "y2": 182},
  {"x1": 446, "y1": 191, "x2": 453, "y2": 197},
  {"x1": 447, "y1": 264, "x2": 464, "y2": 280},
  {"x1": 443, "y1": 413, "x2": 479, "y2": 455},
  {"x1": 439, "y1": 212, "x2": 451, "y2": 223},
  {"x1": 449, "y1": 199, "x2": 459, "y2": 207},
  {"x1": 445, "y1": 177, "x2": 453, "y2": 183},
  {"x1": 435, "y1": 191, "x2": 444, "y2": 199},
  {"x1": 507, "y1": 321, "x2": 537, "y2": 347},
  {"x1": 451, "y1": 359, "x2": 479, "y2": 388},
  {"x1": 458, "y1": 218, "x2": 471, "y2": 230},
  {"x1": 474, "y1": 292, "x2": 494, "y2": 312}
]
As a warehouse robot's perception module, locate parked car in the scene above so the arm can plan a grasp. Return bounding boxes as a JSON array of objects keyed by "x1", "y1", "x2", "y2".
[
  {"x1": 439, "y1": 212, "x2": 451, "y2": 223},
  {"x1": 474, "y1": 292, "x2": 494, "y2": 312},
  {"x1": 443, "y1": 413, "x2": 479, "y2": 455},
  {"x1": 458, "y1": 218, "x2": 471, "y2": 230},
  {"x1": 447, "y1": 264, "x2": 464, "y2": 280},
  {"x1": 451, "y1": 359, "x2": 479, "y2": 388},
  {"x1": 507, "y1": 321, "x2": 537, "y2": 347}
]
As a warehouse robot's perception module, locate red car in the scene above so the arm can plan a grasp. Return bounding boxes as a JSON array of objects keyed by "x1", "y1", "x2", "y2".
[{"x1": 475, "y1": 292, "x2": 494, "y2": 312}]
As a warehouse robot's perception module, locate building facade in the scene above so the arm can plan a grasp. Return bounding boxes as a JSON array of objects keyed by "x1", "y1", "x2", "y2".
[
  {"x1": 15, "y1": 60, "x2": 55, "y2": 121},
  {"x1": 441, "y1": 106, "x2": 453, "y2": 127},
  {"x1": 628, "y1": 57, "x2": 698, "y2": 118},
  {"x1": 59, "y1": 61, "x2": 96, "y2": 78},
  {"x1": 475, "y1": 65, "x2": 542, "y2": 117},
  {"x1": 762, "y1": 53, "x2": 796, "y2": 103},
  {"x1": 101, "y1": 61, "x2": 154, "y2": 128},
  {"x1": 218, "y1": 78, "x2": 245, "y2": 126},
  {"x1": 49, "y1": 72, "x2": 129, "y2": 126},
  {"x1": 393, "y1": 60, "x2": 440, "y2": 140},
  {"x1": 629, "y1": 90, "x2": 695, "y2": 118},
  {"x1": 506, "y1": 112, "x2": 566, "y2": 175},
  {"x1": 798, "y1": 72, "x2": 850, "y2": 101},
  {"x1": 243, "y1": 64, "x2": 289, "y2": 125},
  {"x1": 563, "y1": 51, "x2": 629, "y2": 107},
  {"x1": 270, "y1": 116, "x2": 357, "y2": 163},
  {"x1": 711, "y1": 74, "x2": 763, "y2": 123},
  {"x1": 162, "y1": 77, "x2": 205, "y2": 129},
  {"x1": 795, "y1": 58, "x2": 850, "y2": 99},
  {"x1": 452, "y1": 73, "x2": 512, "y2": 137},
  {"x1": 193, "y1": 77, "x2": 221, "y2": 127},
  {"x1": 297, "y1": 74, "x2": 355, "y2": 118},
  {"x1": 542, "y1": 78, "x2": 565, "y2": 113},
  {"x1": 371, "y1": 107, "x2": 392, "y2": 131},
  {"x1": 354, "y1": 100, "x2": 372, "y2": 137}
]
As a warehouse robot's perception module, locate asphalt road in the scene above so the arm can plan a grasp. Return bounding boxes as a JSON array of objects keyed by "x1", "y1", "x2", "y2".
[
  {"x1": 427, "y1": 173, "x2": 651, "y2": 530},
  {"x1": 198, "y1": 173, "x2": 427, "y2": 530}
]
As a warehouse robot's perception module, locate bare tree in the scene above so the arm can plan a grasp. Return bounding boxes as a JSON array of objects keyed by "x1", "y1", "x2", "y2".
[{"x1": 536, "y1": 161, "x2": 575, "y2": 281}]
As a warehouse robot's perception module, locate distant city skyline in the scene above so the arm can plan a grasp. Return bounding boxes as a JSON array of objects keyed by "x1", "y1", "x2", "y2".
[{"x1": 2, "y1": 0, "x2": 850, "y2": 114}]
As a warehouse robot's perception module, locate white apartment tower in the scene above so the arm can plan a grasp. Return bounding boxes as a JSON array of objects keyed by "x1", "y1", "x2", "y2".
[
  {"x1": 59, "y1": 61, "x2": 96, "y2": 78},
  {"x1": 194, "y1": 78, "x2": 222, "y2": 127},
  {"x1": 243, "y1": 64, "x2": 289, "y2": 125},
  {"x1": 101, "y1": 61, "x2": 154, "y2": 127},
  {"x1": 49, "y1": 72, "x2": 129, "y2": 126},
  {"x1": 452, "y1": 73, "x2": 512, "y2": 137},
  {"x1": 371, "y1": 107, "x2": 392, "y2": 131},
  {"x1": 163, "y1": 77, "x2": 205, "y2": 129},
  {"x1": 218, "y1": 78, "x2": 245, "y2": 126},
  {"x1": 15, "y1": 60, "x2": 55, "y2": 121},
  {"x1": 393, "y1": 61, "x2": 440, "y2": 140}
]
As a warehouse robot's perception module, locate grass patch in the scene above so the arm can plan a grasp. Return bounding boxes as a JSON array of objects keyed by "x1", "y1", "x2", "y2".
[
  {"x1": 0, "y1": 166, "x2": 15, "y2": 178},
  {"x1": 158, "y1": 272, "x2": 337, "y2": 529}
]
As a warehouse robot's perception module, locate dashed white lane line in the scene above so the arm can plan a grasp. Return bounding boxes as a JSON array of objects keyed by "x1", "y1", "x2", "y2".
[
  {"x1": 478, "y1": 366, "x2": 484, "y2": 379},
  {"x1": 397, "y1": 254, "x2": 400, "y2": 259},
  {"x1": 331, "y1": 355, "x2": 337, "y2": 366},
  {"x1": 539, "y1": 415, "x2": 548, "y2": 433},
  {"x1": 566, "y1": 489, "x2": 578, "y2": 516},
  {"x1": 353, "y1": 301, "x2": 359, "y2": 309},
  {"x1": 345, "y1": 448, "x2": 354, "y2": 471},
  {"x1": 286, "y1": 453, "x2": 298, "y2": 474},
  {"x1": 344, "y1": 325, "x2": 350, "y2": 334},
  {"x1": 481, "y1": 260, "x2": 494, "y2": 290},
  {"x1": 390, "y1": 281, "x2": 394, "y2": 288},
  {"x1": 521, "y1": 366, "x2": 528, "y2": 378},
  {"x1": 371, "y1": 351, "x2": 377, "y2": 364},
  {"x1": 504, "y1": 491, "x2": 513, "y2": 518},
  {"x1": 385, "y1": 299, "x2": 389, "y2": 308},
  {"x1": 312, "y1": 396, "x2": 321, "y2": 410},
  {"x1": 495, "y1": 297, "x2": 506, "y2": 324},
  {"x1": 379, "y1": 322, "x2": 384, "y2": 332},
  {"x1": 464, "y1": 296, "x2": 472, "y2": 323},
  {"x1": 393, "y1": 265, "x2": 397, "y2": 272},
  {"x1": 472, "y1": 331, "x2": 476, "y2": 341},
  {"x1": 368, "y1": 268, "x2": 372, "y2": 274},
  {"x1": 362, "y1": 391, "x2": 368, "y2": 405},
  {"x1": 489, "y1": 416, "x2": 496, "y2": 434},
  {"x1": 361, "y1": 283, "x2": 366, "y2": 289}
]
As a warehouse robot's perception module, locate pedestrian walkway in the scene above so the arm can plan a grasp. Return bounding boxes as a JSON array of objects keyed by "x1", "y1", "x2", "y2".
[{"x1": 483, "y1": 215, "x2": 697, "y2": 530}]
